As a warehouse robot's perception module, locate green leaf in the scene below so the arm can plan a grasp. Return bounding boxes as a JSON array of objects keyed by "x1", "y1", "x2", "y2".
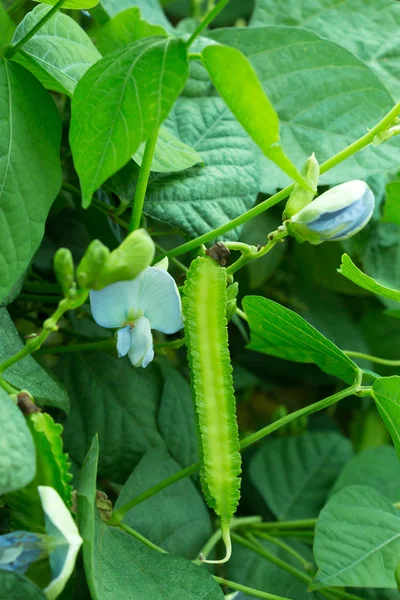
[
  {"x1": 100, "y1": 0, "x2": 173, "y2": 29},
  {"x1": 144, "y1": 96, "x2": 259, "y2": 239},
  {"x1": 95, "y1": 7, "x2": 167, "y2": 54},
  {"x1": 243, "y1": 295, "x2": 358, "y2": 384},
  {"x1": 70, "y1": 36, "x2": 188, "y2": 208},
  {"x1": 11, "y1": 5, "x2": 101, "y2": 96},
  {"x1": 314, "y1": 485, "x2": 400, "y2": 589},
  {"x1": 157, "y1": 362, "x2": 198, "y2": 468},
  {"x1": 57, "y1": 352, "x2": 165, "y2": 482},
  {"x1": 339, "y1": 253, "x2": 400, "y2": 302},
  {"x1": 0, "y1": 388, "x2": 35, "y2": 495},
  {"x1": 372, "y1": 376, "x2": 400, "y2": 459},
  {"x1": 209, "y1": 26, "x2": 400, "y2": 190},
  {"x1": 249, "y1": 432, "x2": 352, "y2": 520},
  {"x1": 8, "y1": 412, "x2": 72, "y2": 532},
  {"x1": 0, "y1": 59, "x2": 61, "y2": 302},
  {"x1": 0, "y1": 571, "x2": 46, "y2": 599},
  {"x1": 383, "y1": 182, "x2": 400, "y2": 227},
  {"x1": 134, "y1": 125, "x2": 203, "y2": 173},
  {"x1": 202, "y1": 43, "x2": 308, "y2": 188},
  {"x1": 250, "y1": 0, "x2": 400, "y2": 100},
  {"x1": 78, "y1": 439, "x2": 224, "y2": 600},
  {"x1": 331, "y1": 446, "x2": 400, "y2": 503},
  {"x1": 115, "y1": 447, "x2": 211, "y2": 558},
  {"x1": 0, "y1": 308, "x2": 69, "y2": 412},
  {"x1": 38, "y1": 0, "x2": 99, "y2": 10},
  {"x1": 0, "y1": 3, "x2": 15, "y2": 50}
]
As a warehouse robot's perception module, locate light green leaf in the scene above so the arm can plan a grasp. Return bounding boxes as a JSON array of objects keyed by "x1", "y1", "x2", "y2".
[
  {"x1": 209, "y1": 27, "x2": 400, "y2": 190},
  {"x1": 243, "y1": 295, "x2": 358, "y2": 384},
  {"x1": 383, "y1": 182, "x2": 400, "y2": 227},
  {"x1": 372, "y1": 376, "x2": 400, "y2": 459},
  {"x1": 57, "y1": 352, "x2": 165, "y2": 482},
  {"x1": 0, "y1": 59, "x2": 61, "y2": 302},
  {"x1": 144, "y1": 96, "x2": 259, "y2": 239},
  {"x1": 37, "y1": 0, "x2": 99, "y2": 10},
  {"x1": 78, "y1": 438, "x2": 224, "y2": 600},
  {"x1": 0, "y1": 389, "x2": 36, "y2": 495},
  {"x1": 100, "y1": 0, "x2": 173, "y2": 30},
  {"x1": 115, "y1": 448, "x2": 211, "y2": 558},
  {"x1": 95, "y1": 7, "x2": 167, "y2": 55},
  {"x1": 0, "y1": 571, "x2": 46, "y2": 599},
  {"x1": 134, "y1": 125, "x2": 203, "y2": 173},
  {"x1": 249, "y1": 432, "x2": 352, "y2": 520},
  {"x1": 11, "y1": 5, "x2": 101, "y2": 96},
  {"x1": 70, "y1": 36, "x2": 188, "y2": 208},
  {"x1": 202, "y1": 43, "x2": 307, "y2": 188},
  {"x1": 331, "y1": 446, "x2": 400, "y2": 503},
  {"x1": 250, "y1": 0, "x2": 400, "y2": 100},
  {"x1": 0, "y1": 309, "x2": 69, "y2": 412},
  {"x1": 339, "y1": 253, "x2": 400, "y2": 302},
  {"x1": 0, "y1": 4, "x2": 15, "y2": 50},
  {"x1": 314, "y1": 485, "x2": 400, "y2": 589},
  {"x1": 157, "y1": 362, "x2": 198, "y2": 468}
]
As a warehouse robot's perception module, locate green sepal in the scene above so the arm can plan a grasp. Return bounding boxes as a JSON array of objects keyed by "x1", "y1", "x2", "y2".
[
  {"x1": 7, "y1": 413, "x2": 73, "y2": 532},
  {"x1": 76, "y1": 239, "x2": 110, "y2": 289}
]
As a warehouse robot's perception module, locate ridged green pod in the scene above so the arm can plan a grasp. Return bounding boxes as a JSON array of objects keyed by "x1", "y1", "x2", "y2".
[{"x1": 183, "y1": 256, "x2": 241, "y2": 563}]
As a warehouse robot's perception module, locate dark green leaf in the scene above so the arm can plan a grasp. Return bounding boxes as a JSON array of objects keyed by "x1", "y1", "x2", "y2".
[
  {"x1": 57, "y1": 352, "x2": 165, "y2": 482},
  {"x1": 339, "y1": 253, "x2": 400, "y2": 302},
  {"x1": 12, "y1": 5, "x2": 101, "y2": 96},
  {"x1": 100, "y1": 0, "x2": 173, "y2": 30},
  {"x1": 243, "y1": 295, "x2": 358, "y2": 384},
  {"x1": 314, "y1": 485, "x2": 400, "y2": 589},
  {"x1": 0, "y1": 4, "x2": 15, "y2": 50},
  {"x1": 249, "y1": 432, "x2": 352, "y2": 520},
  {"x1": 0, "y1": 309, "x2": 69, "y2": 412},
  {"x1": 0, "y1": 59, "x2": 61, "y2": 302},
  {"x1": 70, "y1": 37, "x2": 188, "y2": 207},
  {"x1": 115, "y1": 447, "x2": 211, "y2": 558},
  {"x1": 144, "y1": 96, "x2": 259, "y2": 239},
  {"x1": 0, "y1": 388, "x2": 35, "y2": 495},
  {"x1": 0, "y1": 571, "x2": 46, "y2": 599},
  {"x1": 372, "y1": 376, "x2": 400, "y2": 459}
]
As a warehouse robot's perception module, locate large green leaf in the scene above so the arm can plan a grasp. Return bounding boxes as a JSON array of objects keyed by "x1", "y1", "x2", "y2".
[
  {"x1": 70, "y1": 36, "x2": 188, "y2": 208},
  {"x1": 372, "y1": 376, "x2": 400, "y2": 459},
  {"x1": 134, "y1": 125, "x2": 203, "y2": 173},
  {"x1": 243, "y1": 295, "x2": 359, "y2": 384},
  {"x1": 11, "y1": 5, "x2": 101, "y2": 96},
  {"x1": 209, "y1": 26, "x2": 400, "y2": 190},
  {"x1": 0, "y1": 572, "x2": 46, "y2": 599},
  {"x1": 0, "y1": 59, "x2": 61, "y2": 302},
  {"x1": 339, "y1": 254, "x2": 400, "y2": 302},
  {"x1": 100, "y1": 0, "x2": 173, "y2": 29},
  {"x1": 78, "y1": 438, "x2": 224, "y2": 600},
  {"x1": 249, "y1": 432, "x2": 352, "y2": 520},
  {"x1": 331, "y1": 446, "x2": 400, "y2": 503},
  {"x1": 157, "y1": 362, "x2": 198, "y2": 468},
  {"x1": 0, "y1": 4, "x2": 15, "y2": 50},
  {"x1": 57, "y1": 352, "x2": 165, "y2": 482},
  {"x1": 115, "y1": 448, "x2": 211, "y2": 558},
  {"x1": 38, "y1": 0, "x2": 99, "y2": 9},
  {"x1": 0, "y1": 309, "x2": 69, "y2": 411},
  {"x1": 144, "y1": 96, "x2": 259, "y2": 239},
  {"x1": 250, "y1": 0, "x2": 400, "y2": 99},
  {"x1": 314, "y1": 485, "x2": 400, "y2": 589},
  {"x1": 95, "y1": 7, "x2": 167, "y2": 55},
  {"x1": 0, "y1": 389, "x2": 36, "y2": 495}
]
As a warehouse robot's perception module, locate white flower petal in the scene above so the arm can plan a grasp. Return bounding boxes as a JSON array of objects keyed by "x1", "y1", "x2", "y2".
[
  {"x1": 90, "y1": 279, "x2": 141, "y2": 329},
  {"x1": 116, "y1": 326, "x2": 131, "y2": 357},
  {"x1": 137, "y1": 268, "x2": 183, "y2": 334},
  {"x1": 128, "y1": 317, "x2": 154, "y2": 368},
  {"x1": 38, "y1": 486, "x2": 82, "y2": 600}
]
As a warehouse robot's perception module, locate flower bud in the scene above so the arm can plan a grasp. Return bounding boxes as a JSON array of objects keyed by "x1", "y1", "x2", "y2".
[
  {"x1": 92, "y1": 228, "x2": 155, "y2": 290},
  {"x1": 76, "y1": 240, "x2": 110, "y2": 290},
  {"x1": 283, "y1": 153, "x2": 319, "y2": 220},
  {"x1": 54, "y1": 248, "x2": 74, "y2": 296},
  {"x1": 287, "y1": 180, "x2": 374, "y2": 245}
]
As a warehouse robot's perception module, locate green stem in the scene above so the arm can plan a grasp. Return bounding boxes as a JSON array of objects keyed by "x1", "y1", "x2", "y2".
[
  {"x1": 3, "y1": 0, "x2": 68, "y2": 58},
  {"x1": 226, "y1": 229, "x2": 288, "y2": 276},
  {"x1": 36, "y1": 338, "x2": 114, "y2": 356},
  {"x1": 116, "y1": 522, "x2": 167, "y2": 554},
  {"x1": 91, "y1": 199, "x2": 130, "y2": 230},
  {"x1": 158, "y1": 101, "x2": 400, "y2": 262},
  {"x1": 0, "y1": 378, "x2": 19, "y2": 395},
  {"x1": 344, "y1": 350, "x2": 400, "y2": 366},
  {"x1": 0, "y1": 292, "x2": 89, "y2": 375},
  {"x1": 186, "y1": 0, "x2": 231, "y2": 47},
  {"x1": 110, "y1": 385, "x2": 360, "y2": 524},
  {"x1": 154, "y1": 243, "x2": 188, "y2": 273},
  {"x1": 250, "y1": 518, "x2": 317, "y2": 531},
  {"x1": 236, "y1": 307, "x2": 248, "y2": 322},
  {"x1": 129, "y1": 130, "x2": 159, "y2": 232},
  {"x1": 154, "y1": 337, "x2": 186, "y2": 350},
  {"x1": 254, "y1": 531, "x2": 312, "y2": 570},
  {"x1": 214, "y1": 577, "x2": 292, "y2": 600}
]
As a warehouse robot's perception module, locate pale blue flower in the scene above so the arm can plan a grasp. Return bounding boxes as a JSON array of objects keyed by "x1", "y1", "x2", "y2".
[
  {"x1": 90, "y1": 266, "x2": 183, "y2": 368},
  {"x1": 0, "y1": 531, "x2": 44, "y2": 574},
  {"x1": 288, "y1": 180, "x2": 374, "y2": 245}
]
